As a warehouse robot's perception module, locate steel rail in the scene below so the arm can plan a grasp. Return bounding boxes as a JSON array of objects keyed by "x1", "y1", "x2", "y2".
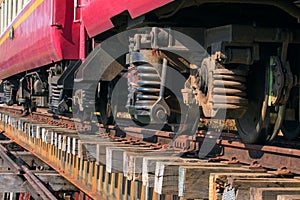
[
  {"x1": 3, "y1": 106, "x2": 300, "y2": 200},
  {"x1": 21, "y1": 166, "x2": 58, "y2": 200},
  {"x1": 0, "y1": 144, "x2": 21, "y2": 172},
  {"x1": 0, "y1": 144, "x2": 57, "y2": 200},
  {"x1": 2, "y1": 105, "x2": 300, "y2": 176},
  {"x1": 217, "y1": 139, "x2": 300, "y2": 174}
]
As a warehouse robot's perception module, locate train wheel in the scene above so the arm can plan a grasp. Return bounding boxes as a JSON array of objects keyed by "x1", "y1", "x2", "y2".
[
  {"x1": 280, "y1": 86, "x2": 300, "y2": 140},
  {"x1": 96, "y1": 82, "x2": 114, "y2": 125},
  {"x1": 236, "y1": 99, "x2": 272, "y2": 144},
  {"x1": 281, "y1": 120, "x2": 300, "y2": 140},
  {"x1": 130, "y1": 115, "x2": 150, "y2": 126},
  {"x1": 97, "y1": 102, "x2": 114, "y2": 125},
  {"x1": 235, "y1": 61, "x2": 273, "y2": 144},
  {"x1": 236, "y1": 55, "x2": 294, "y2": 143}
]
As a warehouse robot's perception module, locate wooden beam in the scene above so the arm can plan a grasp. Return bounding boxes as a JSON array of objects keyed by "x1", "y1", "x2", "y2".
[
  {"x1": 126, "y1": 151, "x2": 180, "y2": 182},
  {"x1": 231, "y1": 178, "x2": 300, "y2": 200},
  {"x1": 250, "y1": 187, "x2": 300, "y2": 200},
  {"x1": 142, "y1": 155, "x2": 180, "y2": 188},
  {"x1": 154, "y1": 160, "x2": 229, "y2": 195},
  {"x1": 35, "y1": 172, "x2": 78, "y2": 191},
  {"x1": 209, "y1": 172, "x2": 276, "y2": 200},
  {"x1": 178, "y1": 166, "x2": 261, "y2": 199},
  {"x1": 123, "y1": 149, "x2": 156, "y2": 179},
  {"x1": 0, "y1": 140, "x2": 12, "y2": 144},
  {"x1": 107, "y1": 146, "x2": 145, "y2": 173},
  {"x1": 0, "y1": 173, "x2": 26, "y2": 192},
  {"x1": 95, "y1": 142, "x2": 130, "y2": 165},
  {"x1": 277, "y1": 195, "x2": 300, "y2": 200}
]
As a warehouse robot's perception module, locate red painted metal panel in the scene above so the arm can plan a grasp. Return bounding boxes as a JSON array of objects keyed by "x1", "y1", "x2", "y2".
[
  {"x1": 0, "y1": 0, "x2": 80, "y2": 80},
  {"x1": 82, "y1": 0, "x2": 174, "y2": 37},
  {"x1": 51, "y1": 0, "x2": 80, "y2": 59},
  {"x1": 0, "y1": 0, "x2": 173, "y2": 80}
]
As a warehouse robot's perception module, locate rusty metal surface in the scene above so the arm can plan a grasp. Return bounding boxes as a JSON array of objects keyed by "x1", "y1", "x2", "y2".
[
  {"x1": 2, "y1": 106, "x2": 300, "y2": 199},
  {"x1": 218, "y1": 140, "x2": 300, "y2": 174},
  {"x1": 3, "y1": 105, "x2": 300, "y2": 176},
  {"x1": 0, "y1": 131, "x2": 99, "y2": 199},
  {"x1": 0, "y1": 105, "x2": 77, "y2": 129}
]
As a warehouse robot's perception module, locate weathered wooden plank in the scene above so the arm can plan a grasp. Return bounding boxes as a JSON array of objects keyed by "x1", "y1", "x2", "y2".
[
  {"x1": 106, "y1": 146, "x2": 152, "y2": 173},
  {"x1": 123, "y1": 149, "x2": 156, "y2": 179},
  {"x1": 114, "y1": 173, "x2": 123, "y2": 200},
  {"x1": 102, "y1": 169, "x2": 110, "y2": 198},
  {"x1": 96, "y1": 142, "x2": 132, "y2": 165},
  {"x1": 0, "y1": 173, "x2": 26, "y2": 192},
  {"x1": 127, "y1": 154, "x2": 149, "y2": 182},
  {"x1": 178, "y1": 166, "x2": 260, "y2": 199},
  {"x1": 109, "y1": 172, "x2": 116, "y2": 198},
  {"x1": 35, "y1": 172, "x2": 77, "y2": 191},
  {"x1": 76, "y1": 135, "x2": 117, "y2": 160},
  {"x1": 122, "y1": 178, "x2": 130, "y2": 200},
  {"x1": 97, "y1": 165, "x2": 105, "y2": 193},
  {"x1": 277, "y1": 194, "x2": 300, "y2": 200},
  {"x1": 142, "y1": 155, "x2": 180, "y2": 187},
  {"x1": 209, "y1": 172, "x2": 276, "y2": 200},
  {"x1": 154, "y1": 160, "x2": 230, "y2": 195},
  {"x1": 250, "y1": 187, "x2": 300, "y2": 200},
  {"x1": 128, "y1": 151, "x2": 180, "y2": 182},
  {"x1": 230, "y1": 178, "x2": 300, "y2": 200},
  {"x1": 0, "y1": 140, "x2": 12, "y2": 144}
]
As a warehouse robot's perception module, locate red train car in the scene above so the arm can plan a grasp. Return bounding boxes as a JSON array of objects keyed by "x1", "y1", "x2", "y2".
[
  {"x1": 0, "y1": 0, "x2": 300, "y2": 144},
  {"x1": 0, "y1": 0, "x2": 79, "y2": 80},
  {"x1": 0, "y1": 0, "x2": 80, "y2": 110}
]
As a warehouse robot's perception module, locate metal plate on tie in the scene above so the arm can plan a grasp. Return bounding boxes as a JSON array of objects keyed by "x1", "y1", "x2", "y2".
[{"x1": 222, "y1": 187, "x2": 236, "y2": 200}]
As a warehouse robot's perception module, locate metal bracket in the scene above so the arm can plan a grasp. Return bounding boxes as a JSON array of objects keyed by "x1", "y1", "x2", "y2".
[
  {"x1": 270, "y1": 167, "x2": 294, "y2": 178},
  {"x1": 268, "y1": 32, "x2": 295, "y2": 141}
]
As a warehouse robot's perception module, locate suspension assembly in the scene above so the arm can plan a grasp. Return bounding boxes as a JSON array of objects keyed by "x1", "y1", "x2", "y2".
[
  {"x1": 126, "y1": 33, "x2": 170, "y2": 124},
  {"x1": 49, "y1": 61, "x2": 81, "y2": 114},
  {"x1": 182, "y1": 54, "x2": 249, "y2": 119},
  {"x1": 17, "y1": 72, "x2": 48, "y2": 113},
  {"x1": 135, "y1": 54, "x2": 161, "y2": 113},
  {"x1": 2, "y1": 80, "x2": 17, "y2": 106}
]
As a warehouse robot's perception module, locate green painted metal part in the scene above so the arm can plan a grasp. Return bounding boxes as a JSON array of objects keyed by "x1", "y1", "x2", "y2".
[{"x1": 268, "y1": 57, "x2": 274, "y2": 107}]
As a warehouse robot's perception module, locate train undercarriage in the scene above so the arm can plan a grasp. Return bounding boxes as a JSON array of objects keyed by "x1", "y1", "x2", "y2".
[
  {"x1": 122, "y1": 25, "x2": 300, "y2": 144},
  {"x1": 1, "y1": 1, "x2": 300, "y2": 144}
]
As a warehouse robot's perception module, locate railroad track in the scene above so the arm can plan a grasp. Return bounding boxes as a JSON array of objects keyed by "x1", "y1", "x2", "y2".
[
  {"x1": 1, "y1": 106, "x2": 300, "y2": 199},
  {"x1": 0, "y1": 140, "x2": 78, "y2": 199}
]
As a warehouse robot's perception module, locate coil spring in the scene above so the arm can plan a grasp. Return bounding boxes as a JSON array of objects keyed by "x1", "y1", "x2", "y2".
[
  {"x1": 212, "y1": 68, "x2": 248, "y2": 110},
  {"x1": 135, "y1": 63, "x2": 161, "y2": 110},
  {"x1": 4, "y1": 82, "x2": 13, "y2": 105},
  {"x1": 4, "y1": 89, "x2": 12, "y2": 102},
  {"x1": 49, "y1": 83, "x2": 63, "y2": 110}
]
